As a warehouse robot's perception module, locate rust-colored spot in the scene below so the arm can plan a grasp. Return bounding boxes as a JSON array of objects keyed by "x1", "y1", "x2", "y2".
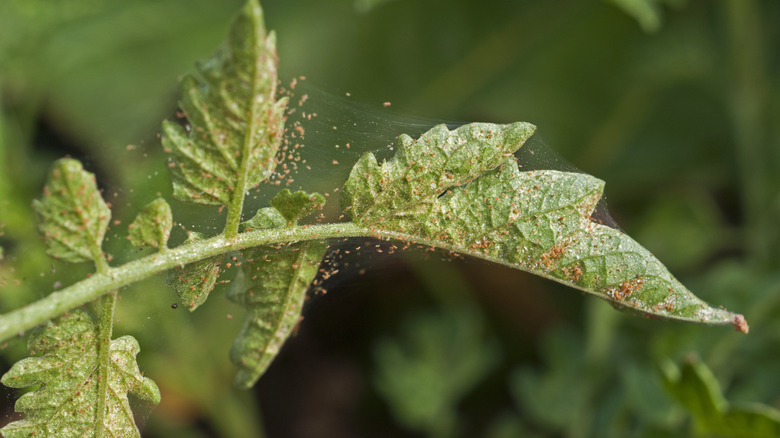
[{"x1": 733, "y1": 314, "x2": 749, "y2": 334}]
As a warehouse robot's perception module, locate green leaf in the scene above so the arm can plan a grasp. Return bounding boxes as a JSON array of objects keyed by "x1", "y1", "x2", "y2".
[
  {"x1": 32, "y1": 158, "x2": 111, "y2": 264},
  {"x1": 661, "y1": 356, "x2": 780, "y2": 438},
  {"x1": 373, "y1": 307, "x2": 500, "y2": 437},
  {"x1": 239, "y1": 206, "x2": 287, "y2": 232},
  {"x1": 343, "y1": 122, "x2": 746, "y2": 329},
  {"x1": 228, "y1": 208, "x2": 327, "y2": 388},
  {"x1": 161, "y1": 0, "x2": 286, "y2": 207},
  {"x1": 127, "y1": 198, "x2": 172, "y2": 250},
  {"x1": 1, "y1": 309, "x2": 160, "y2": 438},
  {"x1": 167, "y1": 232, "x2": 224, "y2": 311},
  {"x1": 343, "y1": 122, "x2": 536, "y2": 221},
  {"x1": 269, "y1": 189, "x2": 326, "y2": 225}
]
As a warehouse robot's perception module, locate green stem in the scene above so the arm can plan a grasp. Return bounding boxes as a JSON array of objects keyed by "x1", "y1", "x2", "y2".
[
  {"x1": 0, "y1": 216, "x2": 743, "y2": 343},
  {"x1": 94, "y1": 290, "x2": 117, "y2": 438},
  {"x1": 721, "y1": 0, "x2": 771, "y2": 262},
  {"x1": 0, "y1": 223, "x2": 360, "y2": 342},
  {"x1": 91, "y1": 254, "x2": 116, "y2": 438},
  {"x1": 224, "y1": 36, "x2": 262, "y2": 239}
]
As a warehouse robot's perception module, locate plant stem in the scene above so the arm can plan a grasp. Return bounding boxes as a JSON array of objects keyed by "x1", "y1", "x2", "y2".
[
  {"x1": 224, "y1": 29, "x2": 263, "y2": 239},
  {"x1": 721, "y1": 0, "x2": 772, "y2": 262},
  {"x1": 94, "y1": 290, "x2": 117, "y2": 438},
  {"x1": 0, "y1": 222, "x2": 360, "y2": 342},
  {"x1": 0, "y1": 217, "x2": 744, "y2": 343},
  {"x1": 91, "y1": 254, "x2": 116, "y2": 438}
]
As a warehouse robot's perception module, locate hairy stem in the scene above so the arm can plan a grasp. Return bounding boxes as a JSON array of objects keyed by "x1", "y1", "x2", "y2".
[
  {"x1": 91, "y1": 253, "x2": 116, "y2": 437},
  {"x1": 0, "y1": 216, "x2": 744, "y2": 343},
  {"x1": 0, "y1": 223, "x2": 358, "y2": 342},
  {"x1": 224, "y1": 34, "x2": 263, "y2": 239},
  {"x1": 95, "y1": 290, "x2": 117, "y2": 438}
]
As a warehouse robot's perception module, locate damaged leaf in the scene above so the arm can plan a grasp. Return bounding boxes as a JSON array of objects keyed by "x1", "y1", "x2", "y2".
[
  {"x1": 161, "y1": 0, "x2": 287, "y2": 207},
  {"x1": 128, "y1": 198, "x2": 172, "y2": 250},
  {"x1": 229, "y1": 206, "x2": 327, "y2": 388},
  {"x1": 167, "y1": 232, "x2": 224, "y2": 311},
  {"x1": 32, "y1": 158, "x2": 111, "y2": 264},
  {"x1": 269, "y1": 189, "x2": 326, "y2": 225},
  {"x1": 343, "y1": 122, "x2": 746, "y2": 330},
  {"x1": 1, "y1": 310, "x2": 160, "y2": 438}
]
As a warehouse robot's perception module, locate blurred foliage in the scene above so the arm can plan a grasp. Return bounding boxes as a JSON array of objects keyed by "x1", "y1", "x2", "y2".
[
  {"x1": 373, "y1": 259, "x2": 501, "y2": 438},
  {"x1": 661, "y1": 355, "x2": 780, "y2": 438},
  {"x1": 1, "y1": 0, "x2": 779, "y2": 437}
]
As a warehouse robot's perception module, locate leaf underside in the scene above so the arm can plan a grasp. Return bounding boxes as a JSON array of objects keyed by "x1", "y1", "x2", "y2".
[
  {"x1": 1, "y1": 310, "x2": 160, "y2": 438},
  {"x1": 161, "y1": 0, "x2": 286, "y2": 206},
  {"x1": 228, "y1": 207, "x2": 327, "y2": 388},
  {"x1": 168, "y1": 232, "x2": 224, "y2": 311},
  {"x1": 343, "y1": 122, "x2": 745, "y2": 329},
  {"x1": 32, "y1": 158, "x2": 110, "y2": 264}
]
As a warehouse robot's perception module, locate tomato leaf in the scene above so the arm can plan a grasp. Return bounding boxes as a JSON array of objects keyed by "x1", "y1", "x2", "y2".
[
  {"x1": 33, "y1": 158, "x2": 110, "y2": 264},
  {"x1": 1, "y1": 310, "x2": 159, "y2": 438},
  {"x1": 343, "y1": 122, "x2": 746, "y2": 329}
]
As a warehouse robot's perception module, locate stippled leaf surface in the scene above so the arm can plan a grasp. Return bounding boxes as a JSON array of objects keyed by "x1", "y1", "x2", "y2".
[
  {"x1": 128, "y1": 198, "x2": 172, "y2": 250},
  {"x1": 343, "y1": 122, "x2": 535, "y2": 221},
  {"x1": 662, "y1": 357, "x2": 780, "y2": 437},
  {"x1": 32, "y1": 158, "x2": 110, "y2": 264},
  {"x1": 168, "y1": 232, "x2": 224, "y2": 311},
  {"x1": 228, "y1": 205, "x2": 327, "y2": 388},
  {"x1": 1, "y1": 310, "x2": 160, "y2": 438},
  {"x1": 270, "y1": 189, "x2": 326, "y2": 225},
  {"x1": 343, "y1": 123, "x2": 746, "y2": 330},
  {"x1": 162, "y1": 0, "x2": 286, "y2": 206},
  {"x1": 228, "y1": 239, "x2": 326, "y2": 388}
]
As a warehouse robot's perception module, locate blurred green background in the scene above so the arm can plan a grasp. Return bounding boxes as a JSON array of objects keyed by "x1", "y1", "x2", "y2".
[{"x1": 1, "y1": 0, "x2": 779, "y2": 437}]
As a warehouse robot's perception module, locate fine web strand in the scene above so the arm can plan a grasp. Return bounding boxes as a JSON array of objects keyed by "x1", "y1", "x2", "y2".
[{"x1": 264, "y1": 78, "x2": 622, "y2": 299}]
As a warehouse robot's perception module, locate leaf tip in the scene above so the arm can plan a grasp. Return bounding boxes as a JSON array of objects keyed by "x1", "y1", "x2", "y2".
[{"x1": 732, "y1": 314, "x2": 749, "y2": 334}]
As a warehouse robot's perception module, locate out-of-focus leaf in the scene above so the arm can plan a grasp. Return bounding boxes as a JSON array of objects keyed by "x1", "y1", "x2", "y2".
[
  {"x1": 510, "y1": 327, "x2": 591, "y2": 431},
  {"x1": 353, "y1": 0, "x2": 396, "y2": 14},
  {"x1": 32, "y1": 158, "x2": 110, "y2": 264},
  {"x1": 374, "y1": 307, "x2": 501, "y2": 438},
  {"x1": 167, "y1": 232, "x2": 224, "y2": 311},
  {"x1": 606, "y1": 0, "x2": 685, "y2": 33},
  {"x1": 162, "y1": 0, "x2": 286, "y2": 206},
  {"x1": 1, "y1": 309, "x2": 160, "y2": 437},
  {"x1": 343, "y1": 122, "x2": 746, "y2": 330},
  {"x1": 661, "y1": 356, "x2": 780, "y2": 438},
  {"x1": 128, "y1": 198, "x2": 173, "y2": 250},
  {"x1": 634, "y1": 194, "x2": 731, "y2": 271}
]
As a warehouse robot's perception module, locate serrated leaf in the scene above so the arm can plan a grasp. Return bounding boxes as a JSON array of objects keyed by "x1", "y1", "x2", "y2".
[
  {"x1": 167, "y1": 232, "x2": 224, "y2": 311},
  {"x1": 374, "y1": 307, "x2": 500, "y2": 437},
  {"x1": 128, "y1": 198, "x2": 172, "y2": 250},
  {"x1": 1, "y1": 310, "x2": 160, "y2": 438},
  {"x1": 342, "y1": 122, "x2": 746, "y2": 329},
  {"x1": 269, "y1": 189, "x2": 326, "y2": 224},
  {"x1": 162, "y1": 0, "x2": 287, "y2": 206},
  {"x1": 32, "y1": 158, "x2": 110, "y2": 264},
  {"x1": 239, "y1": 206, "x2": 287, "y2": 232},
  {"x1": 343, "y1": 122, "x2": 535, "y2": 221},
  {"x1": 661, "y1": 357, "x2": 780, "y2": 437},
  {"x1": 229, "y1": 208, "x2": 327, "y2": 388}
]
